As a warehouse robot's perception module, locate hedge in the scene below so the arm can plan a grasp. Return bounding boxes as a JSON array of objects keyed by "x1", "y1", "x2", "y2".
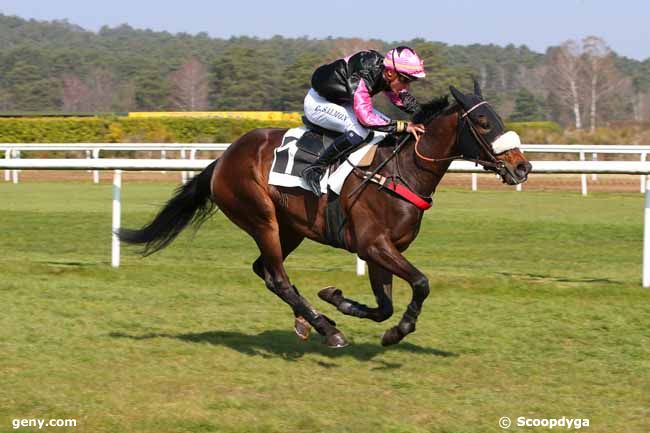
[
  {"x1": 0, "y1": 116, "x2": 302, "y2": 143},
  {"x1": 4, "y1": 116, "x2": 646, "y2": 147},
  {"x1": 505, "y1": 121, "x2": 563, "y2": 135}
]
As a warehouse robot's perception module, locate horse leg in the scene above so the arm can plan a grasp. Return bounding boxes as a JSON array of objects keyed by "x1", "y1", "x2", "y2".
[
  {"x1": 359, "y1": 237, "x2": 430, "y2": 346},
  {"x1": 252, "y1": 227, "x2": 302, "y2": 280},
  {"x1": 252, "y1": 228, "x2": 313, "y2": 340},
  {"x1": 253, "y1": 225, "x2": 348, "y2": 348},
  {"x1": 318, "y1": 261, "x2": 394, "y2": 322}
]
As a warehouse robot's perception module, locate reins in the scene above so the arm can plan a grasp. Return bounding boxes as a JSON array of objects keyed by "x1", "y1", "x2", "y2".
[
  {"x1": 414, "y1": 138, "x2": 458, "y2": 164},
  {"x1": 347, "y1": 132, "x2": 411, "y2": 198}
]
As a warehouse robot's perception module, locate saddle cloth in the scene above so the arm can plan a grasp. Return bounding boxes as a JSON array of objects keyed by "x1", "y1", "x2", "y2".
[{"x1": 268, "y1": 126, "x2": 386, "y2": 195}]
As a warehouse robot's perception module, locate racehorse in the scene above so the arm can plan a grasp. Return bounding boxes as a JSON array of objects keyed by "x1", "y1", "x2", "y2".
[{"x1": 119, "y1": 81, "x2": 532, "y2": 348}]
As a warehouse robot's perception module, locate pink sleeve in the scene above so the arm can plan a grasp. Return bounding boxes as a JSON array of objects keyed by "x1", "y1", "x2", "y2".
[
  {"x1": 384, "y1": 90, "x2": 405, "y2": 108},
  {"x1": 353, "y1": 79, "x2": 391, "y2": 127}
]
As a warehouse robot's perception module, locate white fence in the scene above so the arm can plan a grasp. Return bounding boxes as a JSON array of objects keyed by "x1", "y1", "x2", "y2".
[
  {"x1": 520, "y1": 144, "x2": 650, "y2": 195},
  {"x1": 4, "y1": 143, "x2": 650, "y2": 194},
  {"x1": 3, "y1": 143, "x2": 229, "y2": 184},
  {"x1": 3, "y1": 158, "x2": 650, "y2": 288}
]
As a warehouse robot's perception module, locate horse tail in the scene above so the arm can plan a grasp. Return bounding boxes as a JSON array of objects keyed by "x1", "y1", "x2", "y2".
[{"x1": 119, "y1": 159, "x2": 219, "y2": 256}]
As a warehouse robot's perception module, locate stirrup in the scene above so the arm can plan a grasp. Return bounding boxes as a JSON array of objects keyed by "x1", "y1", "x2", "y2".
[{"x1": 302, "y1": 165, "x2": 325, "y2": 196}]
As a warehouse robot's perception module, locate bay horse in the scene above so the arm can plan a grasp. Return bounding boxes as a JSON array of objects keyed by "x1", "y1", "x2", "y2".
[{"x1": 119, "y1": 81, "x2": 532, "y2": 348}]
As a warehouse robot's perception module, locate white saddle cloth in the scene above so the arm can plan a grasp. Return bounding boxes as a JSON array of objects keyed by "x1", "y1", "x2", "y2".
[{"x1": 268, "y1": 126, "x2": 386, "y2": 195}]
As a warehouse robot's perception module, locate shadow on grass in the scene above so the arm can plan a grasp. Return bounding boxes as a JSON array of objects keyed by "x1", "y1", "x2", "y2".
[
  {"x1": 38, "y1": 260, "x2": 104, "y2": 268},
  {"x1": 497, "y1": 271, "x2": 623, "y2": 285},
  {"x1": 110, "y1": 329, "x2": 457, "y2": 364}
]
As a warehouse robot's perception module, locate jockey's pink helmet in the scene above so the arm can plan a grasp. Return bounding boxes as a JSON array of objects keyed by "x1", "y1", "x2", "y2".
[{"x1": 383, "y1": 46, "x2": 426, "y2": 79}]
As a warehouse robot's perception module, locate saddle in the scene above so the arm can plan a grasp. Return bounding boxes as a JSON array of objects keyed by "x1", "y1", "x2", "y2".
[{"x1": 297, "y1": 116, "x2": 378, "y2": 171}]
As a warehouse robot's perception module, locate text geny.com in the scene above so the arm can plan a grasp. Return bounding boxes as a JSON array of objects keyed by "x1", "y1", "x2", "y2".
[{"x1": 12, "y1": 419, "x2": 77, "y2": 430}]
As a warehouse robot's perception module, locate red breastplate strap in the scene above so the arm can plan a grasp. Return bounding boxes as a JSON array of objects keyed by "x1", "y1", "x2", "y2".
[{"x1": 362, "y1": 172, "x2": 432, "y2": 210}]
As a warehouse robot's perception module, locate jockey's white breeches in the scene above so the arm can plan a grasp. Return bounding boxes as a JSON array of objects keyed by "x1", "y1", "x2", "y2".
[{"x1": 303, "y1": 88, "x2": 390, "y2": 139}]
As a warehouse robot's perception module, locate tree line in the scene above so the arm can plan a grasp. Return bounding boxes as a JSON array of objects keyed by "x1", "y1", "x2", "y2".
[{"x1": 1, "y1": 13, "x2": 649, "y2": 130}]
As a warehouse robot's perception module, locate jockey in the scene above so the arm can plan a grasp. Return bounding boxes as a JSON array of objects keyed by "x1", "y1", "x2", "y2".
[{"x1": 302, "y1": 46, "x2": 426, "y2": 195}]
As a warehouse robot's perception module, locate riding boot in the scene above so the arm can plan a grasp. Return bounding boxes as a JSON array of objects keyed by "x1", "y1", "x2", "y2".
[{"x1": 302, "y1": 131, "x2": 364, "y2": 196}]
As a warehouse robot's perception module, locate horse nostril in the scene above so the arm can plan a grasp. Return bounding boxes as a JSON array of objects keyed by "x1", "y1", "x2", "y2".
[{"x1": 516, "y1": 162, "x2": 531, "y2": 178}]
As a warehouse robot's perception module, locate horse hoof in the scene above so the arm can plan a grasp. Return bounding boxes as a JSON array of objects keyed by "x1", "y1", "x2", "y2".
[
  {"x1": 318, "y1": 286, "x2": 343, "y2": 307},
  {"x1": 294, "y1": 316, "x2": 311, "y2": 341},
  {"x1": 326, "y1": 332, "x2": 349, "y2": 348},
  {"x1": 381, "y1": 327, "x2": 404, "y2": 346}
]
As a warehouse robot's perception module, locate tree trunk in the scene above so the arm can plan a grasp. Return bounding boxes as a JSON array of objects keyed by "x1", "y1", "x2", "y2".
[
  {"x1": 633, "y1": 93, "x2": 642, "y2": 122},
  {"x1": 590, "y1": 73, "x2": 598, "y2": 133},
  {"x1": 570, "y1": 79, "x2": 582, "y2": 129},
  {"x1": 480, "y1": 65, "x2": 488, "y2": 90}
]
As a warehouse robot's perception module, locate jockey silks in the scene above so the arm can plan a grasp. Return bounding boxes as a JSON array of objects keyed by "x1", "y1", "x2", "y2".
[{"x1": 310, "y1": 50, "x2": 420, "y2": 134}]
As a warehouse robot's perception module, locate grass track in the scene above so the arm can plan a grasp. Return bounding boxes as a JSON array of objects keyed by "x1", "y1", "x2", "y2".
[{"x1": 1, "y1": 182, "x2": 649, "y2": 433}]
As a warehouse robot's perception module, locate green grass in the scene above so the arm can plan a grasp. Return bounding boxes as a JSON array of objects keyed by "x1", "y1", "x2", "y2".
[{"x1": 1, "y1": 182, "x2": 649, "y2": 433}]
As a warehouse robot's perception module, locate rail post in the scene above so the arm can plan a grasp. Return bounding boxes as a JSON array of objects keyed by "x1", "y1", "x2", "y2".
[
  {"x1": 643, "y1": 176, "x2": 650, "y2": 287},
  {"x1": 112, "y1": 170, "x2": 122, "y2": 268},
  {"x1": 580, "y1": 152, "x2": 587, "y2": 196},
  {"x1": 12, "y1": 150, "x2": 20, "y2": 184},
  {"x1": 4, "y1": 147, "x2": 10, "y2": 182},
  {"x1": 180, "y1": 149, "x2": 187, "y2": 184},
  {"x1": 92, "y1": 149, "x2": 100, "y2": 184},
  {"x1": 641, "y1": 153, "x2": 647, "y2": 194},
  {"x1": 356, "y1": 257, "x2": 366, "y2": 276}
]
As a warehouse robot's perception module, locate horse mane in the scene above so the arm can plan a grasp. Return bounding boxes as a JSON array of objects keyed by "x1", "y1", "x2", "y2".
[{"x1": 412, "y1": 95, "x2": 452, "y2": 124}]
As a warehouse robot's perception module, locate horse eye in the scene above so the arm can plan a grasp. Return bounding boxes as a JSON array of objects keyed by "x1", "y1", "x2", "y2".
[{"x1": 478, "y1": 115, "x2": 490, "y2": 129}]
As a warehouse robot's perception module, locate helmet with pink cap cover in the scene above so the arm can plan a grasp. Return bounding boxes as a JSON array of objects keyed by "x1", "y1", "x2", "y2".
[{"x1": 383, "y1": 46, "x2": 426, "y2": 80}]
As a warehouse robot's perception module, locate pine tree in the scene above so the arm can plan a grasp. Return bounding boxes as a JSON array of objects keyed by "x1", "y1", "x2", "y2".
[{"x1": 509, "y1": 88, "x2": 547, "y2": 121}]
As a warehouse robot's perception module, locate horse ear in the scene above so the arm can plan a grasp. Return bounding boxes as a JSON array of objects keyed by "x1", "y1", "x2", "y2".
[
  {"x1": 449, "y1": 85, "x2": 466, "y2": 106},
  {"x1": 473, "y1": 79, "x2": 483, "y2": 99}
]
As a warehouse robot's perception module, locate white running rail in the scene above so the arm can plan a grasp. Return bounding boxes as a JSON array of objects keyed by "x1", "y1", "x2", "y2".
[
  {"x1": 3, "y1": 143, "x2": 229, "y2": 184},
  {"x1": 4, "y1": 143, "x2": 650, "y2": 194}
]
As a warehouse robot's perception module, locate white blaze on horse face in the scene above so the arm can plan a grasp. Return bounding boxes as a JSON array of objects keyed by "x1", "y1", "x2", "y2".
[{"x1": 491, "y1": 130, "x2": 521, "y2": 155}]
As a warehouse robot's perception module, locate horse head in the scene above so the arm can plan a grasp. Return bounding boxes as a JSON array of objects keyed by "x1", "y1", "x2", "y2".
[{"x1": 449, "y1": 80, "x2": 532, "y2": 185}]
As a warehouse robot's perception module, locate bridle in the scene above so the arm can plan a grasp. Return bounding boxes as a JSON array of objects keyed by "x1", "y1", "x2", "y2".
[
  {"x1": 348, "y1": 100, "x2": 521, "y2": 200},
  {"x1": 414, "y1": 101, "x2": 519, "y2": 181}
]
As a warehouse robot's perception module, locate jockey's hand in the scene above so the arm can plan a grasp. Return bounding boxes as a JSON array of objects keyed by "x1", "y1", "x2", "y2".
[{"x1": 407, "y1": 122, "x2": 425, "y2": 140}]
